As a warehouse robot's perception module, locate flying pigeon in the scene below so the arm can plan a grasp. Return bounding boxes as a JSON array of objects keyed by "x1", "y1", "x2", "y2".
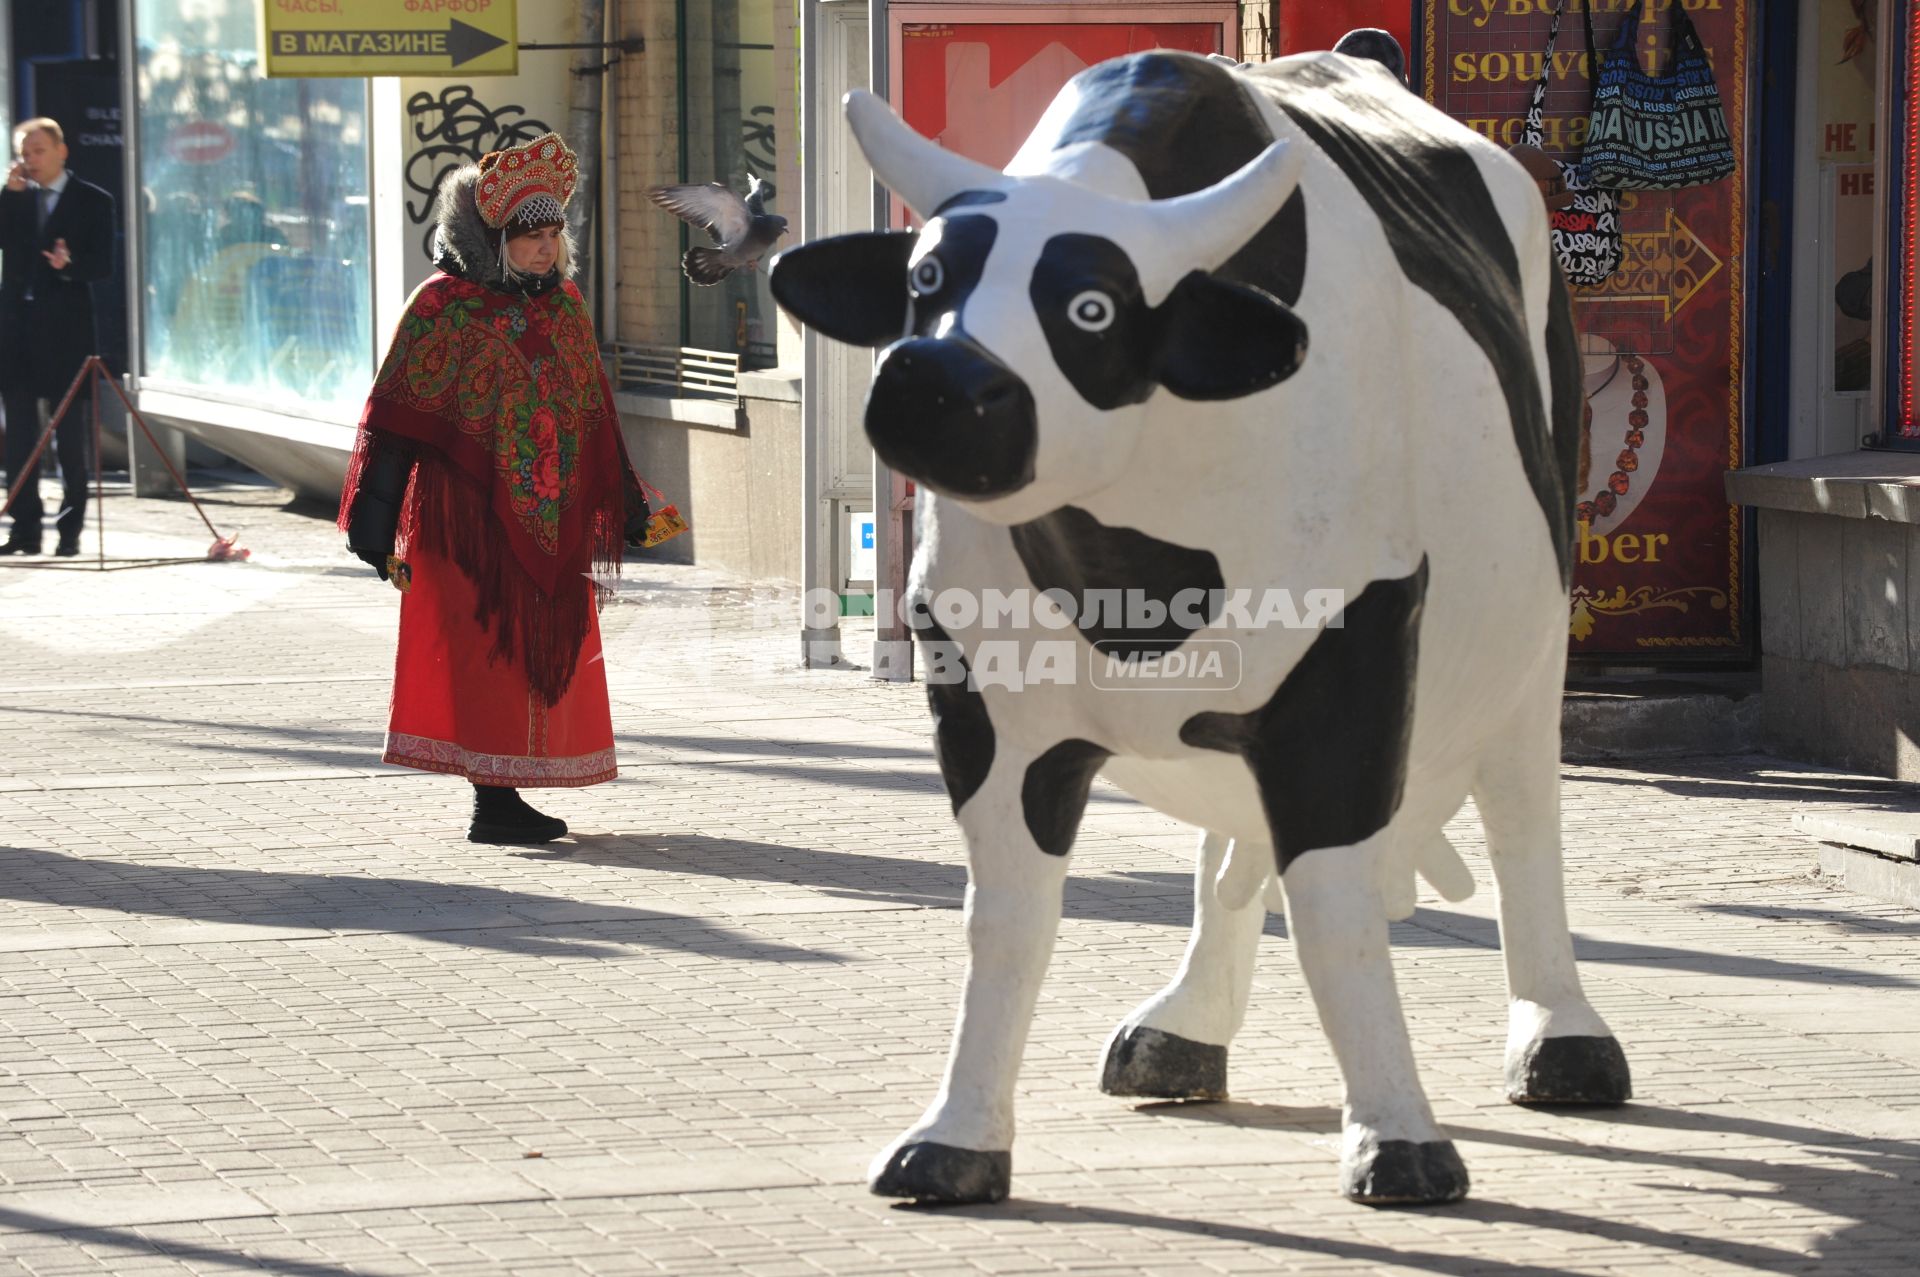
[{"x1": 647, "y1": 174, "x2": 788, "y2": 287}]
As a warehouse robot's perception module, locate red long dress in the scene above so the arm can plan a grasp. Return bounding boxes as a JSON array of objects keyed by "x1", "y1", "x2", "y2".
[{"x1": 340, "y1": 272, "x2": 630, "y2": 788}]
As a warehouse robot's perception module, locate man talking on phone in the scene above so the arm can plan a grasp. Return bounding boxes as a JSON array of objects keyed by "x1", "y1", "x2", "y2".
[{"x1": 0, "y1": 117, "x2": 114, "y2": 557}]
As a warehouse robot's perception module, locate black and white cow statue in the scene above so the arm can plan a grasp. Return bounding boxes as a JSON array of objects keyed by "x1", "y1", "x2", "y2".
[{"x1": 771, "y1": 49, "x2": 1629, "y2": 1207}]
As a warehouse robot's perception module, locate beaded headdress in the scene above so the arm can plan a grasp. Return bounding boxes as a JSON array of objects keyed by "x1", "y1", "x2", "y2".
[{"x1": 474, "y1": 133, "x2": 578, "y2": 230}]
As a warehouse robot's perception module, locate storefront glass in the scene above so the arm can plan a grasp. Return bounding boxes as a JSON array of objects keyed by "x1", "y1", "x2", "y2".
[
  {"x1": 134, "y1": 0, "x2": 371, "y2": 411},
  {"x1": 681, "y1": 0, "x2": 780, "y2": 369}
]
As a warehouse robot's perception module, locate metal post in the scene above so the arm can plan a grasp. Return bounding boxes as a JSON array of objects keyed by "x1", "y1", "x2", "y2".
[
  {"x1": 867, "y1": 0, "x2": 913, "y2": 682},
  {"x1": 799, "y1": 0, "x2": 845, "y2": 668},
  {"x1": 91, "y1": 364, "x2": 104, "y2": 569}
]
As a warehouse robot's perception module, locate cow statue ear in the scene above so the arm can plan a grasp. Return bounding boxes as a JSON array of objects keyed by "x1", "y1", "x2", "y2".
[
  {"x1": 1154, "y1": 272, "x2": 1309, "y2": 402},
  {"x1": 769, "y1": 231, "x2": 916, "y2": 347}
]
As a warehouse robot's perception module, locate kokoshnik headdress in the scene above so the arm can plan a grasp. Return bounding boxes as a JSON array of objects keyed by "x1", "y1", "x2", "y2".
[{"x1": 475, "y1": 132, "x2": 579, "y2": 231}]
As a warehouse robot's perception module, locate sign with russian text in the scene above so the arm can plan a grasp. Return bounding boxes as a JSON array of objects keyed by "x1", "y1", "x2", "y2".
[
  {"x1": 1423, "y1": 0, "x2": 1750, "y2": 660},
  {"x1": 261, "y1": 0, "x2": 517, "y2": 79}
]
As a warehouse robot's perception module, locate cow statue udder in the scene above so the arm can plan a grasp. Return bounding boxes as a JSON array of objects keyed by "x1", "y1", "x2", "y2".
[{"x1": 771, "y1": 49, "x2": 1629, "y2": 1207}]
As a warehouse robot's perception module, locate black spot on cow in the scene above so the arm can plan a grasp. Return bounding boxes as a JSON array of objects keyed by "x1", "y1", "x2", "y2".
[
  {"x1": 906, "y1": 215, "x2": 998, "y2": 337},
  {"x1": 768, "y1": 230, "x2": 915, "y2": 347},
  {"x1": 914, "y1": 610, "x2": 996, "y2": 815},
  {"x1": 1050, "y1": 52, "x2": 1308, "y2": 308},
  {"x1": 1022, "y1": 739, "x2": 1112, "y2": 856},
  {"x1": 1010, "y1": 507, "x2": 1224, "y2": 657},
  {"x1": 934, "y1": 190, "x2": 1009, "y2": 214},
  {"x1": 1030, "y1": 235, "x2": 1309, "y2": 410},
  {"x1": 1543, "y1": 266, "x2": 1583, "y2": 578},
  {"x1": 1260, "y1": 57, "x2": 1573, "y2": 584},
  {"x1": 1028, "y1": 234, "x2": 1156, "y2": 411},
  {"x1": 1180, "y1": 558, "x2": 1429, "y2": 871}
]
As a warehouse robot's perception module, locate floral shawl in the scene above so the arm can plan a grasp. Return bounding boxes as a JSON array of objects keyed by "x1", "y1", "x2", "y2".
[{"x1": 340, "y1": 272, "x2": 627, "y2": 705}]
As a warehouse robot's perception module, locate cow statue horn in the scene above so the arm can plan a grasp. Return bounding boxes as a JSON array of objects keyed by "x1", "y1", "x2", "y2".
[
  {"x1": 844, "y1": 89, "x2": 1008, "y2": 220},
  {"x1": 1137, "y1": 139, "x2": 1305, "y2": 274}
]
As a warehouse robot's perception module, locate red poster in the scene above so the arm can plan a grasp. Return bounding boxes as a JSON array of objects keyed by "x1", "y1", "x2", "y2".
[
  {"x1": 1424, "y1": 0, "x2": 1750, "y2": 660},
  {"x1": 897, "y1": 21, "x2": 1225, "y2": 217}
]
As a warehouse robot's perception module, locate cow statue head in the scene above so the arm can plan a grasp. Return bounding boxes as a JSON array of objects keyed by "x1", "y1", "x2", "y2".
[{"x1": 770, "y1": 90, "x2": 1309, "y2": 524}]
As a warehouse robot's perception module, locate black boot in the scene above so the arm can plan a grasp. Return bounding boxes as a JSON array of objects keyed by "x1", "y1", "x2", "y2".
[{"x1": 468, "y1": 784, "x2": 568, "y2": 845}]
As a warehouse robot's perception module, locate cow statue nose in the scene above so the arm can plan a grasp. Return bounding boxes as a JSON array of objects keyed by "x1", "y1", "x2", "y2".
[{"x1": 865, "y1": 336, "x2": 1038, "y2": 500}]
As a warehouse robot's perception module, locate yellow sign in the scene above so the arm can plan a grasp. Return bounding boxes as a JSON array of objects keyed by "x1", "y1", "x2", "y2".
[{"x1": 261, "y1": 1, "x2": 517, "y2": 78}]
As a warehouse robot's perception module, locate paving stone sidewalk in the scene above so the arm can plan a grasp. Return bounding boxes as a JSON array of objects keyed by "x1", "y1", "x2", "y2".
[{"x1": 1, "y1": 480, "x2": 1917, "y2": 1275}]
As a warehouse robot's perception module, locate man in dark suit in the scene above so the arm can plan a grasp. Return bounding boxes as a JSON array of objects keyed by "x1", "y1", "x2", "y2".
[{"x1": 0, "y1": 117, "x2": 115, "y2": 556}]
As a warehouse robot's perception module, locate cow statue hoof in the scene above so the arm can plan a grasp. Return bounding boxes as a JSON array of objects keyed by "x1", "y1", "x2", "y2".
[
  {"x1": 1506, "y1": 1034, "x2": 1632, "y2": 1106},
  {"x1": 1343, "y1": 1138, "x2": 1470, "y2": 1206},
  {"x1": 869, "y1": 1141, "x2": 1011, "y2": 1205},
  {"x1": 1100, "y1": 1024, "x2": 1228, "y2": 1101}
]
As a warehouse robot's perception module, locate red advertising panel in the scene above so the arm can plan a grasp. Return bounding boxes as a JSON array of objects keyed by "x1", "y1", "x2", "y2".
[
  {"x1": 1423, "y1": 0, "x2": 1750, "y2": 660},
  {"x1": 894, "y1": 16, "x2": 1227, "y2": 227}
]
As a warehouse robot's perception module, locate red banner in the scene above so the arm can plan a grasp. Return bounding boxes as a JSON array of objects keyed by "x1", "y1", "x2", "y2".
[{"x1": 1423, "y1": 0, "x2": 1750, "y2": 659}]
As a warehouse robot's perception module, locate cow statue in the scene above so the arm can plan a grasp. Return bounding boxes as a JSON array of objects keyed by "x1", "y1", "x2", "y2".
[{"x1": 770, "y1": 49, "x2": 1629, "y2": 1206}]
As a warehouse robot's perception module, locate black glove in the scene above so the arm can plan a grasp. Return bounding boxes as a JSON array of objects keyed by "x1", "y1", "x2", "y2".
[
  {"x1": 345, "y1": 435, "x2": 413, "y2": 581},
  {"x1": 623, "y1": 478, "x2": 653, "y2": 547}
]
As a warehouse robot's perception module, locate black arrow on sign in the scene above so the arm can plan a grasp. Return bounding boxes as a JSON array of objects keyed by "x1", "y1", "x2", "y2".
[
  {"x1": 446, "y1": 18, "x2": 509, "y2": 67},
  {"x1": 277, "y1": 20, "x2": 508, "y2": 68}
]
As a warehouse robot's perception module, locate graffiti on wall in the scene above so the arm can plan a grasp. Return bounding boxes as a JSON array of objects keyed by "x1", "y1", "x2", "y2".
[{"x1": 405, "y1": 85, "x2": 556, "y2": 258}]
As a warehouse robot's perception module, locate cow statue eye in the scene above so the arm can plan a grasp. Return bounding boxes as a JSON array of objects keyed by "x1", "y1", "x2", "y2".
[
  {"x1": 1067, "y1": 289, "x2": 1115, "y2": 333},
  {"x1": 911, "y1": 256, "x2": 946, "y2": 296}
]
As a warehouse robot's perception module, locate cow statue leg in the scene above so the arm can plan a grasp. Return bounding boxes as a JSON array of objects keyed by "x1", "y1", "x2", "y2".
[
  {"x1": 1474, "y1": 697, "x2": 1632, "y2": 1106},
  {"x1": 1283, "y1": 834, "x2": 1470, "y2": 1204},
  {"x1": 869, "y1": 737, "x2": 1104, "y2": 1205},
  {"x1": 1102, "y1": 830, "x2": 1270, "y2": 1100}
]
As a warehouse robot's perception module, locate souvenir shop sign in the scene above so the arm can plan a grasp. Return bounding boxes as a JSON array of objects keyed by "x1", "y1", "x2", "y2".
[
  {"x1": 261, "y1": 0, "x2": 517, "y2": 78},
  {"x1": 1422, "y1": 0, "x2": 1750, "y2": 660}
]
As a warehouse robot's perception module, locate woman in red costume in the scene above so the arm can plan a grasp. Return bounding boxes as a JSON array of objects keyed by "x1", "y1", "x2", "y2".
[{"x1": 339, "y1": 133, "x2": 650, "y2": 845}]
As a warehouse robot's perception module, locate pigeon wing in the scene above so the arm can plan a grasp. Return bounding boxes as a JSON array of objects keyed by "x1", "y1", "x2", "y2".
[{"x1": 648, "y1": 183, "x2": 751, "y2": 247}]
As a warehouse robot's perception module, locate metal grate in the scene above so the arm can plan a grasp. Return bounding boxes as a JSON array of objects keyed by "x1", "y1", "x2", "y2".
[{"x1": 601, "y1": 342, "x2": 741, "y2": 401}]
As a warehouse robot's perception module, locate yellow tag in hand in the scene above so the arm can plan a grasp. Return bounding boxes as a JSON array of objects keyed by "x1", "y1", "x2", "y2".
[{"x1": 642, "y1": 505, "x2": 689, "y2": 548}]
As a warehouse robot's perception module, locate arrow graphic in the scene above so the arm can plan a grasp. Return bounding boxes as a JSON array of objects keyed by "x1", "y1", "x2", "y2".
[{"x1": 274, "y1": 19, "x2": 509, "y2": 68}]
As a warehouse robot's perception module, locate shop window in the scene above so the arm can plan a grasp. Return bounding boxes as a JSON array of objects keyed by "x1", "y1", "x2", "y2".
[
  {"x1": 678, "y1": 0, "x2": 780, "y2": 371},
  {"x1": 133, "y1": 0, "x2": 371, "y2": 411}
]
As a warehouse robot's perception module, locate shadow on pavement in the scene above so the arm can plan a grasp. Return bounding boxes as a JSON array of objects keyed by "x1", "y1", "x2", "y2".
[
  {"x1": 1693, "y1": 902, "x2": 1920, "y2": 934},
  {"x1": 1446, "y1": 1103, "x2": 1920, "y2": 1273},
  {"x1": 0, "y1": 846, "x2": 841, "y2": 963},
  {"x1": 554, "y1": 833, "x2": 1196, "y2": 927},
  {"x1": 1576, "y1": 761, "x2": 1920, "y2": 806},
  {"x1": 1133, "y1": 1099, "x2": 1341, "y2": 1130},
  {"x1": 0, "y1": 1209, "x2": 364, "y2": 1275},
  {"x1": 924, "y1": 1199, "x2": 1577, "y2": 1276},
  {"x1": 3, "y1": 704, "x2": 381, "y2": 769},
  {"x1": 922, "y1": 1101, "x2": 1915, "y2": 1274},
  {"x1": 1405, "y1": 906, "x2": 1920, "y2": 988}
]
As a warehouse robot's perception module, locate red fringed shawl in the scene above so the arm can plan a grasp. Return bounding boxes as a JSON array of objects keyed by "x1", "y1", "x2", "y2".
[{"x1": 339, "y1": 273, "x2": 627, "y2": 706}]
